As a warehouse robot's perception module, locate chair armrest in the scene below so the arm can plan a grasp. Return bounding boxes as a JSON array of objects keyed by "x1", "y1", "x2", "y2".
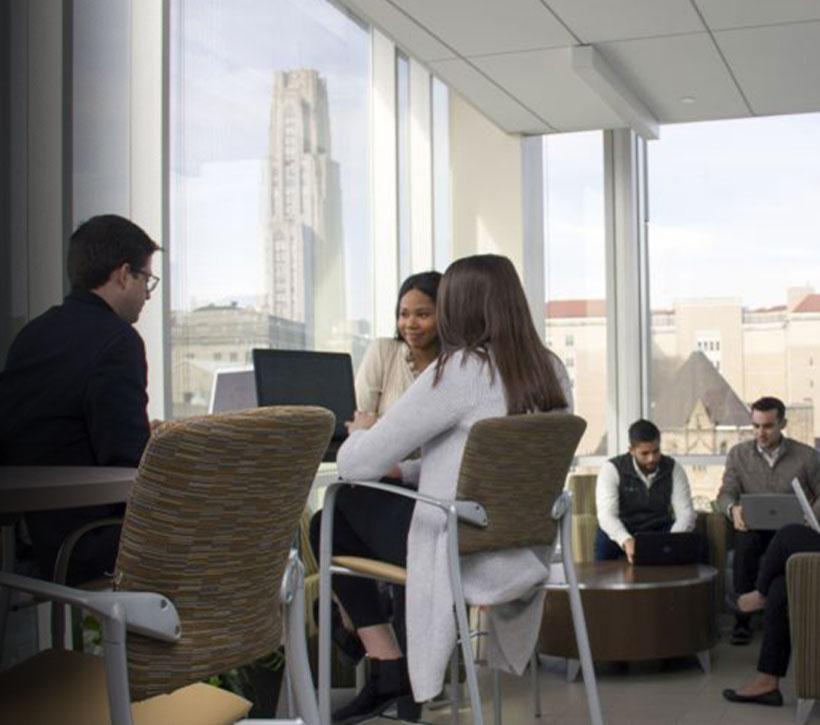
[
  {"x1": 0, "y1": 571, "x2": 180, "y2": 642},
  {"x1": 320, "y1": 479, "x2": 488, "y2": 527},
  {"x1": 787, "y1": 552, "x2": 820, "y2": 698},
  {"x1": 53, "y1": 516, "x2": 123, "y2": 583}
]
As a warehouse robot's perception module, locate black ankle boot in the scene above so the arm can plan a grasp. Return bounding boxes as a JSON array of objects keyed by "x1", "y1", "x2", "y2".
[{"x1": 332, "y1": 657, "x2": 419, "y2": 724}]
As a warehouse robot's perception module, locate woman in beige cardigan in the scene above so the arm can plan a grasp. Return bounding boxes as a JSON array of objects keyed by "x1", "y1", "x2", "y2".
[{"x1": 354, "y1": 271, "x2": 442, "y2": 418}]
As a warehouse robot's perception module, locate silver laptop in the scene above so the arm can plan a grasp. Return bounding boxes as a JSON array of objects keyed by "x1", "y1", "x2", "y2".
[
  {"x1": 740, "y1": 492, "x2": 804, "y2": 531},
  {"x1": 208, "y1": 368, "x2": 257, "y2": 414},
  {"x1": 791, "y1": 478, "x2": 820, "y2": 533}
]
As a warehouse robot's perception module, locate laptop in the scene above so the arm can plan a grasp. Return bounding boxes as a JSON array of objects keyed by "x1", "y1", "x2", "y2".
[
  {"x1": 208, "y1": 368, "x2": 257, "y2": 414},
  {"x1": 791, "y1": 478, "x2": 820, "y2": 533},
  {"x1": 252, "y1": 349, "x2": 355, "y2": 462},
  {"x1": 632, "y1": 531, "x2": 701, "y2": 566},
  {"x1": 740, "y1": 493, "x2": 804, "y2": 531}
]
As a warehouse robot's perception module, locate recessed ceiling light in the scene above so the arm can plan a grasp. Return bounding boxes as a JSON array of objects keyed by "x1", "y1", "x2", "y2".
[{"x1": 680, "y1": 96, "x2": 695, "y2": 104}]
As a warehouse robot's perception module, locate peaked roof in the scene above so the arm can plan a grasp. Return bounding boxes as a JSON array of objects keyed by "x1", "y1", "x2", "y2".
[
  {"x1": 653, "y1": 351, "x2": 749, "y2": 430},
  {"x1": 794, "y1": 294, "x2": 820, "y2": 314}
]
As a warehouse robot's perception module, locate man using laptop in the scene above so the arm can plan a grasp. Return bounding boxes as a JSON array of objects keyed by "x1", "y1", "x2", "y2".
[
  {"x1": 0, "y1": 215, "x2": 160, "y2": 584},
  {"x1": 717, "y1": 396, "x2": 820, "y2": 645},
  {"x1": 595, "y1": 418, "x2": 696, "y2": 563}
]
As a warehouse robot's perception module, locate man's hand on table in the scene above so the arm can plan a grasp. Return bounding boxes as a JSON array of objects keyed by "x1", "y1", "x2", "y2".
[{"x1": 623, "y1": 537, "x2": 636, "y2": 564}]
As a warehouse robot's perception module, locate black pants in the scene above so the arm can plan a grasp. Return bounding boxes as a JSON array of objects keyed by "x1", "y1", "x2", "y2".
[
  {"x1": 755, "y1": 524, "x2": 820, "y2": 677},
  {"x1": 309, "y1": 485, "x2": 414, "y2": 629},
  {"x1": 733, "y1": 528, "x2": 776, "y2": 625}
]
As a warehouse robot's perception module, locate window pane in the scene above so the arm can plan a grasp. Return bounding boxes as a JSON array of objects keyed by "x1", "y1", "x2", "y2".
[
  {"x1": 543, "y1": 132, "x2": 607, "y2": 456},
  {"x1": 396, "y1": 52, "x2": 410, "y2": 282},
  {"x1": 432, "y1": 78, "x2": 451, "y2": 271},
  {"x1": 648, "y1": 115, "x2": 820, "y2": 505},
  {"x1": 169, "y1": 0, "x2": 371, "y2": 417}
]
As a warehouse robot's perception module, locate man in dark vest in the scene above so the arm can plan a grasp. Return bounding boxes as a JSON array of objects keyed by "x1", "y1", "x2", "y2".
[
  {"x1": 0, "y1": 214, "x2": 160, "y2": 584},
  {"x1": 595, "y1": 418, "x2": 696, "y2": 563}
]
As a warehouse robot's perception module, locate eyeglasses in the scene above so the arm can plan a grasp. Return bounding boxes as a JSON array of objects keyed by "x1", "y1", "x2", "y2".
[{"x1": 131, "y1": 268, "x2": 160, "y2": 293}]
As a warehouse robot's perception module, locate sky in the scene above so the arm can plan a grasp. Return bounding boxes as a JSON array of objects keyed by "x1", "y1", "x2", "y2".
[
  {"x1": 170, "y1": 0, "x2": 371, "y2": 316},
  {"x1": 170, "y1": 0, "x2": 820, "y2": 318},
  {"x1": 543, "y1": 115, "x2": 820, "y2": 310}
]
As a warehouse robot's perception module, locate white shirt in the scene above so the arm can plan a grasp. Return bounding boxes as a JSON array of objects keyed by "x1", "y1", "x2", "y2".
[
  {"x1": 756, "y1": 441, "x2": 783, "y2": 469},
  {"x1": 595, "y1": 457, "x2": 697, "y2": 548}
]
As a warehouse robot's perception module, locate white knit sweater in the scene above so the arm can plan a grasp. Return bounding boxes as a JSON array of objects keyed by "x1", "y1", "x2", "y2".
[{"x1": 337, "y1": 350, "x2": 572, "y2": 700}]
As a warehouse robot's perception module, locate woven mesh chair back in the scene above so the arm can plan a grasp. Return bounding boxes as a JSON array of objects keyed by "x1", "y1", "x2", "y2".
[
  {"x1": 456, "y1": 413, "x2": 586, "y2": 556},
  {"x1": 115, "y1": 406, "x2": 334, "y2": 700}
]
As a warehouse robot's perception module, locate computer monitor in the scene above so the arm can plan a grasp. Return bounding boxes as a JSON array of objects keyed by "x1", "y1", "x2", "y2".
[
  {"x1": 208, "y1": 368, "x2": 257, "y2": 414},
  {"x1": 252, "y1": 349, "x2": 355, "y2": 462}
]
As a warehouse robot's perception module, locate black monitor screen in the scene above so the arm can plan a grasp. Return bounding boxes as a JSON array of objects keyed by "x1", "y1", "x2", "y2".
[{"x1": 252, "y1": 349, "x2": 354, "y2": 445}]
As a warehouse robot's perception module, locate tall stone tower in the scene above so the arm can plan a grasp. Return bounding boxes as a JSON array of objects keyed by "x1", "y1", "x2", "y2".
[{"x1": 258, "y1": 69, "x2": 345, "y2": 347}]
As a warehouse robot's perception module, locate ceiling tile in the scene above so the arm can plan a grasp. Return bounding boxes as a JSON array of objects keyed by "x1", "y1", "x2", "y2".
[
  {"x1": 694, "y1": 0, "x2": 820, "y2": 30},
  {"x1": 597, "y1": 33, "x2": 750, "y2": 122},
  {"x1": 715, "y1": 21, "x2": 820, "y2": 116},
  {"x1": 545, "y1": 0, "x2": 704, "y2": 42},
  {"x1": 397, "y1": 0, "x2": 575, "y2": 56},
  {"x1": 472, "y1": 48, "x2": 625, "y2": 131},
  {"x1": 428, "y1": 58, "x2": 551, "y2": 134},
  {"x1": 342, "y1": 0, "x2": 456, "y2": 61}
]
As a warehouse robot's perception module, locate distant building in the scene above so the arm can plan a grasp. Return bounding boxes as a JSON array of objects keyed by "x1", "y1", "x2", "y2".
[
  {"x1": 546, "y1": 287, "x2": 820, "y2": 500},
  {"x1": 171, "y1": 303, "x2": 306, "y2": 416},
  {"x1": 257, "y1": 69, "x2": 345, "y2": 347}
]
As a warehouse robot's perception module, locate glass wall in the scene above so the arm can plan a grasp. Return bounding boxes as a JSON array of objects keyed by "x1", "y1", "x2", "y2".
[
  {"x1": 543, "y1": 131, "x2": 608, "y2": 457},
  {"x1": 432, "y1": 78, "x2": 451, "y2": 272},
  {"x1": 169, "y1": 0, "x2": 371, "y2": 417},
  {"x1": 396, "y1": 53, "x2": 411, "y2": 282},
  {"x1": 648, "y1": 115, "x2": 820, "y2": 506}
]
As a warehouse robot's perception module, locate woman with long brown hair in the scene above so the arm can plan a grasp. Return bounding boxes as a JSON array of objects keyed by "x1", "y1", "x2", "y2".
[{"x1": 312, "y1": 254, "x2": 571, "y2": 724}]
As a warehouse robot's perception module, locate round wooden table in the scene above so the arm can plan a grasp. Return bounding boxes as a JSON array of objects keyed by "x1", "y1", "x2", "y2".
[{"x1": 538, "y1": 560, "x2": 718, "y2": 677}]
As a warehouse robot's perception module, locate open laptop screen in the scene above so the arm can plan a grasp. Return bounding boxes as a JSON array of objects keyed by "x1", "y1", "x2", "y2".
[
  {"x1": 209, "y1": 368, "x2": 257, "y2": 414},
  {"x1": 252, "y1": 349, "x2": 355, "y2": 461}
]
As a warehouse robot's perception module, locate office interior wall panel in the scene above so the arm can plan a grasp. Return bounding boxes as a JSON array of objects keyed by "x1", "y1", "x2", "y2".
[{"x1": 449, "y1": 94, "x2": 523, "y2": 273}]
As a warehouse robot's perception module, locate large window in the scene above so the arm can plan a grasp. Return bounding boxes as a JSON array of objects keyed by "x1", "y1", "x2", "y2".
[
  {"x1": 543, "y1": 132, "x2": 608, "y2": 457},
  {"x1": 169, "y1": 0, "x2": 371, "y2": 417},
  {"x1": 648, "y1": 115, "x2": 820, "y2": 505}
]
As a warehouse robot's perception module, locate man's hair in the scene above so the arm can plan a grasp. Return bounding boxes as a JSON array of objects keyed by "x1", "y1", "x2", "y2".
[
  {"x1": 751, "y1": 396, "x2": 786, "y2": 421},
  {"x1": 628, "y1": 418, "x2": 660, "y2": 446},
  {"x1": 67, "y1": 215, "x2": 160, "y2": 291}
]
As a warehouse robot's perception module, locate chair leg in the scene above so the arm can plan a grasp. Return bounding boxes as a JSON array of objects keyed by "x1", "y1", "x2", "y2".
[
  {"x1": 318, "y1": 486, "x2": 339, "y2": 725},
  {"x1": 492, "y1": 669, "x2": 502, "y2": 725},
  {"x1": 0, "y1": 523, "x2": 16, "y2": 660},
  {"x1": 450, "y1": 647, "x2": 461, "y2": 725},
  {"x1": 559, "y1": 509, "x2": 604, "y2": 725},
  {"x1": 796, "y1": 698, "x2": 815, "y2": 725},
  {"x1": 530, "y1": 651, "x2": 541, "y2": 718},
  {"x1": 101, "y1": 610, "x2": 132, "y2": 725},
  {"x1": 283, "y1": 550, "x2": 320, "y2": 725},
  {"x1": 447, "y1": 512, "x2": 484, "y2": 725}
]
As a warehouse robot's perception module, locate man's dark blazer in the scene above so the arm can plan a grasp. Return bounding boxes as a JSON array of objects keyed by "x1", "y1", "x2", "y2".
[{"x1": 0, "y1": 289, "x2": 150, "y2": 579}]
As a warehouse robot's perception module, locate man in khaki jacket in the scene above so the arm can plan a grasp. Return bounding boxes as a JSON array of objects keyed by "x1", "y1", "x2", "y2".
[{"x1": 717, "y1": 396, "x2": 820, "y2": 645}]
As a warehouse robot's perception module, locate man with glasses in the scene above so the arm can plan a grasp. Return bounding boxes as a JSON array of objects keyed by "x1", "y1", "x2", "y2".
[{"x1": 0, "y1": 214, "x2": 160, "y2": 583}]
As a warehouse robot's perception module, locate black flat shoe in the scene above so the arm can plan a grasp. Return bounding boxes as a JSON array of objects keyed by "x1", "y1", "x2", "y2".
[{"x1": 722, "y1": 688, "x2": 783, "y2": 707}]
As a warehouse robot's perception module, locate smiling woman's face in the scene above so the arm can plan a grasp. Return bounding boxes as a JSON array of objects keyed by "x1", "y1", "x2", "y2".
[{"x1": 397, "y1": 288, "x2": 438, "y2": 352}]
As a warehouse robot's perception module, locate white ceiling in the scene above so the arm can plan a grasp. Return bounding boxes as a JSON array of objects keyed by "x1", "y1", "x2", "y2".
[{"x1": 339, "y1": 0, "x2": 820, "y2": 135}]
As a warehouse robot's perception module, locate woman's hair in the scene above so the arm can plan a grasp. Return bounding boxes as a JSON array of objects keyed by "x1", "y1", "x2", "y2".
[
  {"x1": 434, "y1": 254, "x2": 567, "y2": 414},
  {"x1": 394, "y1": 270, "x2": 443, "y2": 340}
]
